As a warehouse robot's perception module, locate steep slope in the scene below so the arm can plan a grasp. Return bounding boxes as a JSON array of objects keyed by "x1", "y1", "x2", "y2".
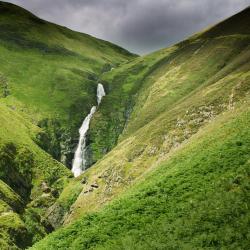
[
  {"x1": 0, "y1": 104, "x2": 71, "y2": 248},
  {"x1": 31, "y1": 7, "x2": 250, "y2": 249},
  {"x1": 32, "y1": 96, "x2": 250, "y2": 250},
  {"x1": 0, "y1": 1, "x2": 136, "y2": 249},
  {"x1": 0, "y1": 1, "x2": 135, "y2": 166}
]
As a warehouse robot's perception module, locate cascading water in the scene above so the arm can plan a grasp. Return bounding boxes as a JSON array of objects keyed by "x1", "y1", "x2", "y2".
[
  {"x1": 97, "y1": 83, "x2": 106, "y2": 105},
  {"x1": 72, "y1": 83, "x2": 106, "y2": 177}
]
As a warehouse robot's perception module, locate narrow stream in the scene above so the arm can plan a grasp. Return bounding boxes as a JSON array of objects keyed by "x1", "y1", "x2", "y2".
[{"x1": 71, "y1": 83, "x2": 106, "y2": 177}]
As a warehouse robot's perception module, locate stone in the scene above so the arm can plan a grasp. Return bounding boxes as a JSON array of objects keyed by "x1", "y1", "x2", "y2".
[
  {"x1": 176, "y1": 119, "x2": 186, "y2": 127},
  {"x1": 81, "y1": 177, "x2": 88, "y2": 184},
  {"x1": 41, "y1": 182, "x2": 51, "y2": 193},
  {"x1": 91, "y1": 183, "x2": 99, "y2": 188}
]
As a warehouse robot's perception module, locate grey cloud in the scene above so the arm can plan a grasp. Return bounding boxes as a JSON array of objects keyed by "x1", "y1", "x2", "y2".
[{"x1": 3, "y1": 0, "x2": 250, "y2": 54}]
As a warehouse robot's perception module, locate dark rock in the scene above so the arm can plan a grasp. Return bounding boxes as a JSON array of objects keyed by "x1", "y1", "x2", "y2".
[
  {"x1": 81, "y1": 177, "x2": 87, "y2": 184},
  {"x1": 91, "y1": 183, "x2": 99, "y2": 188}
]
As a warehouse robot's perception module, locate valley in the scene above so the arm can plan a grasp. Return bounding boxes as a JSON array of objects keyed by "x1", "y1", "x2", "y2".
[{"x1": 0, "y1": 2, "x2": 249, "y2": 249}]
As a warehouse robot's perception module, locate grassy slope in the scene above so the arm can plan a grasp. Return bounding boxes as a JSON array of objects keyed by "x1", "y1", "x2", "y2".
[
  {"x1": 0, "y1": 1, "x2": 135, "y2": 165},
  {"x1": 0, "y1": 179, "x2": 26, "y2": 249},
  {"x1": 87, "y1": 46, "x2": 178, "y2": 165},
  {"x1": 0, "y1": 1, "x2": 135, "y2": 248},
  {"x1": 32, "y1": 97, "x2": 250, "y2": 250},
  {"x1": 0, "y1": 2, "x2": 134, "y2": 120},
  {"x1": 30, "y1": 7, "x2": 250, "y2": 249},
  {"x1": 0, "y1": 103, "x2": 71, "y2": 248}
]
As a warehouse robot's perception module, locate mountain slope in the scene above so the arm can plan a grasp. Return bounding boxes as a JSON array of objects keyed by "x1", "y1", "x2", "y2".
[
  {"x1": 31, "y1": 7, "x2": 250, "y2": 249},
  {"x1": 0, "y1": 1, "x2": 136, "y2": 248},
  {"x1": 0, "y1": 103, "x2": 71, "y2": 248},
  {"x1": 0, "y1": 1, "x2": 135, "y2": 166},
  {"x1": 32, "y1": 96, "x2": 250, "y2": 250}
]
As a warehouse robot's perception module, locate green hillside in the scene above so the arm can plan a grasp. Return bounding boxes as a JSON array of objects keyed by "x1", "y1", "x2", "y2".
[
  {"x1": 0, "y1": 2, "x2": 249, "y2": 249},
  {"x1": 0, "y1": 103, "x2": 72, "y2": 248},
  {"x1": 32, "y1": 97, "x2": 250, "y2": 250},
  {"x1": 0, "y1": 1, "x2": 135, "y2": 166},
  {"x1": 0, "y1": 1, "x2": 135, "y2": 249},
  {"x1": 30, "y1": 6, "x2": 250, "y2": 250}
]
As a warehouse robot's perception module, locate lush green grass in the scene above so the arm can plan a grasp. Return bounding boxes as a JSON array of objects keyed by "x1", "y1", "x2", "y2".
[
  {"x1": 0, "y1": 1, "x2": 135, "y2": 166},
  {"x1": 0, "y1": 102, "x2": 71, "y2": 248},
  {"x1": 0, "y1": 2, "x2": 135, "y2": 248},
  {"x1": 0, "y1": 16, "x2": 132, "y2": 123},
  {"x1": 1, "y1": 3, "x2": 250, "y2": 249},
  {"x1": 87, "y1": 46, "x2": 177, "y2": 165},
  {"x1": 0, "y1": 103, "x2": 71, "y2": 194},
  {"x1": 31, "y1": 101, "x2": 250, "y2": 249}
]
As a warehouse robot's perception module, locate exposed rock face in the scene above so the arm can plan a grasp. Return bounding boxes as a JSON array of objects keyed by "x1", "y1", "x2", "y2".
[
  {"x1": 59, "y1": 136, "x2": 72, "y2": 166},
  {"x1": 35, "y1": 119, "x2": 75, "y2": 168},
  {"x1": 46, "y1": 203, "x2": 66, "y2": 229}
]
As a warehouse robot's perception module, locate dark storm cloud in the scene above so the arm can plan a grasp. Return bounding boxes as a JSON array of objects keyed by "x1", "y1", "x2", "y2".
[{"x1": 4, "y1": 0, "x2": 250, "y2": 54}]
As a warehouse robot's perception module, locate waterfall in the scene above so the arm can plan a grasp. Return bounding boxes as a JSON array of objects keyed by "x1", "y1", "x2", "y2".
[
  {"x1": 97, "y1": 83, "x2": 106, "y2": 105},
  {"x1": 71, "y1": 106, "x2": 96, "y2": 177},
  {"x1": 71, "y1": 83, "x2": 106, "y2": 177}
]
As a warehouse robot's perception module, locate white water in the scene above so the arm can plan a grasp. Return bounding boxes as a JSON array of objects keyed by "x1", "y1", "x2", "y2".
[
  {"x1": 97, "y1": 83, "x2": 106, "y2": 105},
  {"x1": 71, "y1": 83, "x2": 106, "y2": 177}
]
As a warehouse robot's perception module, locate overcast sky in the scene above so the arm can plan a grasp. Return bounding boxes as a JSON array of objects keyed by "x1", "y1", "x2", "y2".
[{"x1": 4, "y1": 0, "x2": 250, "y2": 54}]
